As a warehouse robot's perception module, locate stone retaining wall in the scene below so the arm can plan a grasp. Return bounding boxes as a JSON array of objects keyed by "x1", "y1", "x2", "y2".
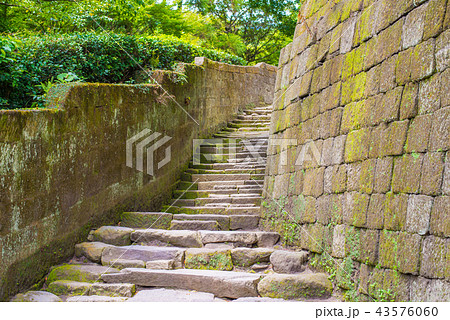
[
  {"x1": 0, "y1": 58, "x2": 276, "y2": 300},
  {"x1": 262, "y1": 0, "x2": 449, "y2": 301}
]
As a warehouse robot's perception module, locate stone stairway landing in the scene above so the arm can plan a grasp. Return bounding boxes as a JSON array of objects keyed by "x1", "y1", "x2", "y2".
[{"x1": 12, "y1": 105, "x2": 336, "y2": 303}]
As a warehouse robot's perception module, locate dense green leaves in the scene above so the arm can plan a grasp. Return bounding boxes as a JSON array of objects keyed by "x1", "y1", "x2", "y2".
[
  {"x1": 0, "y1": 0, "x2": 299, "y2": 108},
  {"x1": 0, "y1": 33, "x2": 245, "y2": 109}
]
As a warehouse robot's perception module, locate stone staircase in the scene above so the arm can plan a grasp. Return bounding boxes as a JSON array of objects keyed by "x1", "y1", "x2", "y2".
[{"x1": 12, "y1": 105, "x2": 335, "y2": 302}]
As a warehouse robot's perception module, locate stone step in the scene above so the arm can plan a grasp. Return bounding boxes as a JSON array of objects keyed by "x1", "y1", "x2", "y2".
[
  {"x1": 197, "y1": 180, "x2": 263, "y2": 190},
  {"x1": 186, "y1": 168, "x2": 265, "y2": 175},
  {"x1": 120, "y1": 212, "x2": 172, "y2": 229},
  {"x1": 199, "y1": 147, "x2": 268, "y2": 156},
  {"x1": 131, "y1": 229, "x2": 203, "y2": 248},
  {"x1": 47, "y1": 280, "x2": 135, "y2": 297},
  {"x1": 127, "y1": 289, "x2": 216, "y2": 302},
  {"x1": 191, "y1": 173, "x2": 265, "y2": 182},
  {"x1": 102, "y1": 268, "x2": 262, "y2": 299},
  {"x1": 257, "y1": 273, "x2": 333, "y2": 300},
  {"x1": 199, "y1": 230, "x2": 279, "y2": 247},
  {"x1": 172, "y1": 213, "x2": 259, "y2": 230},
  {"x1": 229, "y1": 123, "x2": 270, "y2": 128},
  {"x1": 101, "y1": 245, "x2": 185, "y2": 269},
  {"x1": 170, "y1": 220, "x2": 220, "y2": 231},
  {"x1": 11, "y1": 291, "x2": 63, "y2": 302},
  {"x1": 66, "y1": 295, "x2": 128, "y2": 302},
  {"x1": 46, "y1": 264, "x2": 120, "y2": 284},
  {"x1": 237, "y1": 115, "x2": 271, "y2": 121},
  {"x1": 88, "y1": 226, "x2": 134, "y2": 246},
  {"x1": 163, "y1": 205, "x2": 260, "y2": 216},
  {"x1": 191, "y1": 162, "x2": 266, "y2": 170},
  {"x1": 179, "y1": 196, "x2": 262, "y2": 206},
  {"x1": 213, "y1": 133, "x2": 269, "y2": 139},
  {"x1": 172, "y1": 188, "x2": 262, "y2": 199},
  {"x1": 131, "y1": 229, "x2": 279, "y2": 247}
]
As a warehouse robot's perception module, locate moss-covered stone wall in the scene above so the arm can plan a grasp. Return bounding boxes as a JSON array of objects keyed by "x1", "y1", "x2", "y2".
[
  {"x1": 0, "y1": 58, "x2": 276, "y2": 300},
  {"x1": 262, "y1": 0, "x2": 449, "y2": 301}
]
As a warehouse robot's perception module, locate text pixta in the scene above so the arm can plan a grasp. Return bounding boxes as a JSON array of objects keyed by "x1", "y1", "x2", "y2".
[{"x1": 316, "y1": 307, "x2": 360, "y2": 319}]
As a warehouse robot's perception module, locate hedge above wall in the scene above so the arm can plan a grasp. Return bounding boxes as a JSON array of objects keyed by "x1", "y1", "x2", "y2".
[{"x1": 0, "y1": 33, "x2": 246, "y2": 109}]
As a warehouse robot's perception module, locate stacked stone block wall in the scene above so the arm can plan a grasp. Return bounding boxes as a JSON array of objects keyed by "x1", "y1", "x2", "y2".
[
  {"x1": 262, "y1": 0, "x2": 449, "y2": 301},
  {"x1": 0, "y1": 58, "x2": 276, "y2": 300}
]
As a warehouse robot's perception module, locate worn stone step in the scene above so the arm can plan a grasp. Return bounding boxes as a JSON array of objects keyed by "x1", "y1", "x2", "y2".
[
  {"x1": 131, "y1": 229, "x2": 279, "y2": 247},
  {"x1": 229, "y1": 122, "x2": 270, "y2": 128},
  {"x1": 47, "y1": 280, "x2": 135, "y2": 297},
  {"x1": 131, "y1": 229, "x2": 203, "y2": 248},
  {"x1": 173, "y1": 197, "x2": 260, "y2": 207},
  {"x1": 120, "y1": 212, "x2": 172, "y2": 229},
  {"x1": 199, "y1": 231, "x2": 279, "y2": 247},
  {"x1": 172, "y1": 188, "x2": 262, "y2": 199},
  {"x1": 88, "y1": 226, "x2": 134, "y2": 246},
  {"x1": 213, "y1": 133, "x2": 269, "y2": 139},
  {"x1": 163, "y1": 205, "x2": 260, "y2": 216},
  {"x1": 232, "y1": 118, "x2": 271, "y2": 123},
  {"x1": 186, "y1": 196, "x2": 261, "y2": 206},
  {"x1": 197, "y1": 180, "x2": 262, "y2": 190},
  {"x1": 170, "y1": 220, "x2": 220, "y2": 231},
  {"x1": 102, "y1": 268, "x2": 262, "y2": 299},
  {"x1": 101, "y1": 245, "x2": 185, "y2": 269},
  {"x1": 127, "y1": 289, "x2": 216, "y2": 302},
  {"x1": 173, "y1": 214, "x2": 230, "y2": 230},
  {"x1": 257, "y1": 273, "x2": 333, "y2": 300},
  {"x1": 172, "y1": 213, "x2": 259, "y2": 231},
  {"x1": 46, "y1": 264, "x2": 120, "y2": 284},
  {"x1": 191, "y1": 173, "x2": 265, "y2": 183},
  {"x1": 66, "y1": 295, "x2": 128, "y2": 302},
  {"x1": 237, "y1": 114, "x2": 271, "y2": 120},
  {"x1": 11, "y1": 291, "x2": 62, "y2": 302},
  {"x1": 184, "y1": 248, "x2": 233, "y2": 271},
  {"x1": 191, "y1": 162, "x2": 266, "y2": 170},
  {"x1": 75, "y1": 242, "x2": 113, "y2": 263},
  {"x1": 230, "y1": 248, "x2": 274, "y2": 267},
  {"x1": 186, "y1": 168, "x2": 265, "y2": 175}
]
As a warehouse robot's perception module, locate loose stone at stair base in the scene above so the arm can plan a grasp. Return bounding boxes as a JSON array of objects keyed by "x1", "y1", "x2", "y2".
[
  {"x1": 231, "y1": 248, "x2": 274, "y2": 267},
  {"x1": 75, "y1": 242, "x2": 112, "y2": 263},
  {"x1": 47, "y1": 280, "x2": 136, "y2": 297},
  {"x1": 270, "y1": 250, "x2": 309, "y2": 273},
  {"x1": 131, "y1": 229, "x2": 203, "y2": 248},
  {"x1": 102, "y1": 268, "x2": 262, "y2": 299},
  {"x1": 127, "y1": 289, "x2": 216, "y2": 302},
  {"x1": 47, "y1": 280, "x2": 91, "y2": 296},
  {"x1": 184, "y1": 248, "x2": 233, "y2": 271},
  {"x1": 257, "y1": 273, "x2": 333, "y2": 300},
  {"x1": 11, "y1": 291, "x2": 62, "y2": 302},
  {"x1": 89, "y1": 226, "x2": 134, "y2": 246},
  {"x1": 90, "y1": 283, "x2": 136, "y2": 298},
  {"x1": 46, "y1": 264, "x2": 120, "y2": 284},
  {"x1": 66, "y1": 296, "x2": 128, "y2": 302}
]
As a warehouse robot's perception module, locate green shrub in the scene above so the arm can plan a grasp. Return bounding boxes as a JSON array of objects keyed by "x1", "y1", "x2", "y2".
[{"x1": 0, "y1": 33, "x2": 246, "y2": 109}]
